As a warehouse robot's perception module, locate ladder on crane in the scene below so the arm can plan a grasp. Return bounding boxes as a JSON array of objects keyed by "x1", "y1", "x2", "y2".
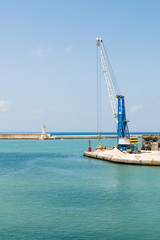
[{"x1": 96, "y1": 37, "x2": 131, "y2": 150}]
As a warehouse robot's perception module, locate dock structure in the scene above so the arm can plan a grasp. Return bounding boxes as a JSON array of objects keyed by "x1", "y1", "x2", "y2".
[
  {"x1": 83, "y1": 148, "x2": 160, "y2": 166},
  {"x1": 0, "y1": 133, "x2": 117, "y2": 140},
  {"x1": 52, "y1": 134, "x2": 117, "y2": 139},
  {"x1": 83, "y1": 134, "x2": 160, "y2": 166}
]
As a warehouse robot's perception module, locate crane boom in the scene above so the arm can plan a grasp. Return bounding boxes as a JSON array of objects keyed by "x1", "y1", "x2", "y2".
[{"x1": 96, "y1": 37, "x2": 118, "y2": 122}]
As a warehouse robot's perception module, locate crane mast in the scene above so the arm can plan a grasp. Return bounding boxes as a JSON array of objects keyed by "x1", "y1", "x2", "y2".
[{"x1": 96, "y1": 37, "x2": 130, "y2": 150}]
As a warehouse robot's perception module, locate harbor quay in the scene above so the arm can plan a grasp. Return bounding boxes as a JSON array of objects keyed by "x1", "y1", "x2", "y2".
[
  {"x1": 83, "y1": 148, "x2": 160, "y2": 166},
  {"x1": 83, "y1": 134, "x2": 160, "y2": 166}
]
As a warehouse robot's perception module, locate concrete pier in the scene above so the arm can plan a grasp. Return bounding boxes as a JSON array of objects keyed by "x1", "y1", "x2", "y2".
[{"x1": 83, "y1": 148, "x2": 160, "y2": 166}]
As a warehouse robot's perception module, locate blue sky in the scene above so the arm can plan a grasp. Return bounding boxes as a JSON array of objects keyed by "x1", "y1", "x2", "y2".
[{"x1": 0, "y1": 0, "x2": 160, "y2": 132}]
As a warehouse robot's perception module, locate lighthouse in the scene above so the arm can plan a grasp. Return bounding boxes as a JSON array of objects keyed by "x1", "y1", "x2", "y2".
[
  {"x1": 42, "y1": 124, "x2": 46, "y2": 135},
  {"x1": 40, "y1": 124, "x2": 47, "y2": 139}
]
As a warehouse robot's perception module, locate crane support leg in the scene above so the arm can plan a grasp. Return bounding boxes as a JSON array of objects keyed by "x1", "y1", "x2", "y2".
[{"x1": 117, "y1": 95, "x2": 130, "y2": 150}]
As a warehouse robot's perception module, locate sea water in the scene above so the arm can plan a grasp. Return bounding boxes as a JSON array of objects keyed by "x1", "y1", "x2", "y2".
[{"x1": 0, "y1": 139, "x2": 160, "y2": 239}]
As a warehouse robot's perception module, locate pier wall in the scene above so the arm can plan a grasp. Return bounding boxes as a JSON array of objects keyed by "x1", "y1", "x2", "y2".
[
  {"x1": 53, "y1": 135, "x2": 117, "y2": 139},
  {"x1": 0, "y1": 133, "x2": 42, "y2": 139},
  {"x1": 83, "y1": 151, "x2": 160, "y2": 166},
  {"x1": 0, "y1": 133, "x2": 151, "y2": 140}
]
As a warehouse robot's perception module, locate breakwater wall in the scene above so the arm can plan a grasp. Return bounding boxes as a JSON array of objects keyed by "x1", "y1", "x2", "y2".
[
  {"x1": 0, "y1": 134, "x2": 117, "y2": 140},
  {"x1": 0, "y1": 133, "x2": 143, "y2": 140},
  {"x1": 0, "y1": 133, "x2": 42, "y2": 139},
  {"x1": 53, "y1": 135, "x2": 117, "y2": 139}
]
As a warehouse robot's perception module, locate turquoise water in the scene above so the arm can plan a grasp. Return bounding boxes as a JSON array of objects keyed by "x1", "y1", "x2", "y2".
[{"x1": 0, "y1": 139, "x2": 160, "y2": 239}]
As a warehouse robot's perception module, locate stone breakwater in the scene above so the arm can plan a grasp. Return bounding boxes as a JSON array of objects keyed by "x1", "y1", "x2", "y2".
[
  {"x1": 0, "y1": 133, "x2": 143, "y2": 140},
  {"x1": 0, "y1": 133, "x2": 43, "y2": 139},
  {"x1": 0, "y1": 134, "x2": 118, "y2": 140}
]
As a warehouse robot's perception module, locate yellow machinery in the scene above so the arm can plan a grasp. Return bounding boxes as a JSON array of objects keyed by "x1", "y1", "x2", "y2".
[{"x1": 130, "y1": 136, "x2": 138, "y2": 145}]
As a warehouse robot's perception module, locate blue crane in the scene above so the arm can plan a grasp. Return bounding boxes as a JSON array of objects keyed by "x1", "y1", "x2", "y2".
[{"x1": 96, "y1": 38, "x2": 135, "y2": 151}]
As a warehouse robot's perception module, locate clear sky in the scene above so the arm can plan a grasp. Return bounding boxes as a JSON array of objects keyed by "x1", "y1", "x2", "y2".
[{"x1": 0, "y1": 0, "x2": 160, "y2": 132}]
